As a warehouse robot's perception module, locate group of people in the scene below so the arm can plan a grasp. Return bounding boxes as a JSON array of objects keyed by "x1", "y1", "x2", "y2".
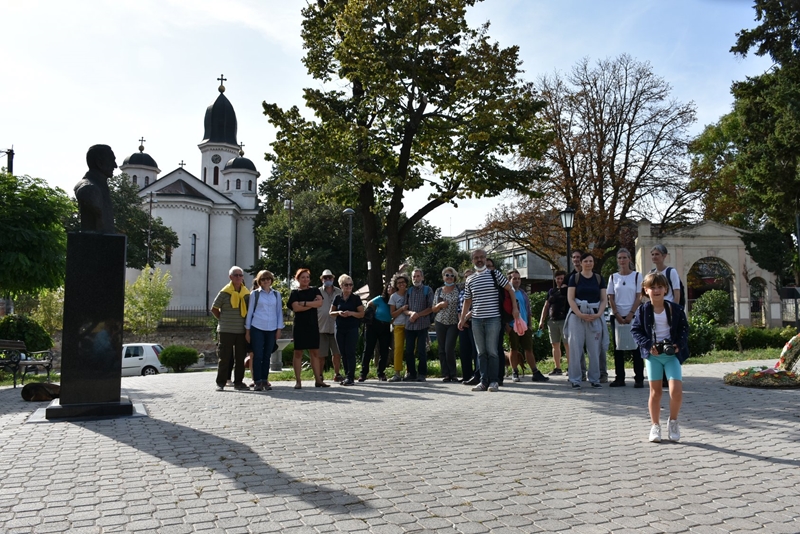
[{"x1": 211, "y1": 243, "x2": 689, "y2": 443}]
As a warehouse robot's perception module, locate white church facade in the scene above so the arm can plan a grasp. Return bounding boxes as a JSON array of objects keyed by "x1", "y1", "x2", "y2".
[{"x1": 121, "y1": 78, "x2": 260, "y2": 310}]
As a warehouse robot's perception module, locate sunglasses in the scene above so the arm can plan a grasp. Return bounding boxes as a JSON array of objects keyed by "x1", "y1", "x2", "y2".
[
  {"x1": 231, "y1": 273, "x2": 244, "y2": 278},
  {"x1": 444, "y1": 274, "x2": 455, "y2": 278},
  {"x1": 342, "y1": 283, "x2": 353, "y2": 287}
]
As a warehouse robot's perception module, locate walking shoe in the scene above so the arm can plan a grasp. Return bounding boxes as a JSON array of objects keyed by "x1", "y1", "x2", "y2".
[
  {"x1": 378, "y1": 374, "x2": 387, "y2": 381},
  {"x1": 472, "y1": 383, "x2": 487, "y2": 392},
  {"x1": 417, "y1": 376, "x2": 427, "y2": 382},
  {"x1": 488, "y1": 382, "x2": 499, "y2": 392},
  {"x1": 357, "y1": 376, "x2": 366, "y2": 382},
  {"x1": 668, "y1": 419, "x2": 680, "y2": 442},
  {"x1": 549, "y1": 368, "x2": 563, "y2": 376},
  {"x1": 226, "y1": 380, "x2": 235, "y2": 387},
  {"x1": 234, "y1": 383, "x2": 250, "y2": 391},
  {"x1": 464, "y1": 376, "x2": 481, "y2": 386},
  {"x1": 571, "y1": 382, "x2": 581, "y2": 389},
  {"x1": 253, "y1": 383, "x2": 264, "y2": 392},
  {"x1": 334, "y1": 374, "x2": 344, "y2": 383},
  {"x1": 442, "y1": 377, "x2": 452, "y2": 382},
  {"x1": 512, "y1": 371, "x2": 520, "y2": 382},
  {"x1": 532, "y1": 370, "x2": 550, "y2": 382},
  {"x1": 402, "y1": 374, "x2": 416, "y2": 382},
  {"x1": 581, "y1": 372, "x2": 587, "y2": 382},
  {"x1": 649, "y1": 423, "x2": 662, "y2": 443},
  {"x1": 342, "y1": 378, "x2": 355, "y2": 386},
  {"x1": 609, "y1": 380, "x2": 626, "y2": 387},
  {"x1": 389, "y1": 373, "x2": 402, "y2": 382},
  {"x1": 590, "y1": 382, "x2": 602, "y2": 388},
  {"x1": 634, "y1": 380, "x2": 644, "y2": 388},
  {"x1": 600, "y1": 373, "x2": 608, "y2": 383},
  {"x1": 216, "y1": 385, "x2": 224, "y2": 391}
]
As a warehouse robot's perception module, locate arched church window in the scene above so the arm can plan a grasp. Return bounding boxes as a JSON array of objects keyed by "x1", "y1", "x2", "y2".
[
  {"x1": 190, "y1": 234, "x2": 197, "y2": 267},
  {"x1": 248, "y1": 180, "x2": 252, "y2": 191},
  {"x1": 226, "y1": 180, "x2": 230, "y2": 191},
  {"x1": 132, "y1": 175, "x2": 138, "y2": 185},
  {"x1": 203, "y1": 168, "x2": 207, "y2": 183},
  {"x1": 236, "y1": 179, "x2": 241, "y2": 189},
  {"x1": 145, "y1": 176, "x2": 150, "y2": 186},
  {"x1": 213, "y1": 166, "x2": 219, "y2": 185},
  {"x1": 164, "y1": 246, "x2": 172, "y2": 265}
]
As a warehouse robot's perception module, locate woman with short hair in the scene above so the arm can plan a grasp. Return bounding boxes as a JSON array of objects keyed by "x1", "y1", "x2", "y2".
[
  {"x1": 287, "y1": 268, "x2": 327, "y2": 389},
  {"x1": 608, "y1": 248, "x2": 644, "y2": 387},
  {"x1": 432, "y1": 267, "x2": 461, "y2": 382},
  {"x1": 388, "y1": 273, "x2": 410, "y2": 382},
  {"x1": 245, "y1": 270, "x2": 284, "y2": 391},
  {"x1": 330, "y1": 274, "x2": 364, "y2": 386}
]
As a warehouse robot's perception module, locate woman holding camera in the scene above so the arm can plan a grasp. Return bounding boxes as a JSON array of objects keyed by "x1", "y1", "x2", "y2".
[{"x1": 631, "y1": 273, "x2": 690, "y2": 443}]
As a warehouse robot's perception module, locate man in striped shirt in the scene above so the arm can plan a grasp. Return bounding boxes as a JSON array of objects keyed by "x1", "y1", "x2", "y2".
[{"x1": 458, "y1": 249, "x2": 520, "y2": 392}]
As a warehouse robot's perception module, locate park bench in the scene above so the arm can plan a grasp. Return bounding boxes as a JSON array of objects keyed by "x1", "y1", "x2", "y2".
[{"x1": 0, "y1": 339, "x2": 53, "y2": 388}]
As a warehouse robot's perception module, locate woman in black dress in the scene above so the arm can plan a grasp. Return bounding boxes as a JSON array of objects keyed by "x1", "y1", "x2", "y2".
[{"x1": 287, "y1": 268, "x2": 328, "y2": 388}]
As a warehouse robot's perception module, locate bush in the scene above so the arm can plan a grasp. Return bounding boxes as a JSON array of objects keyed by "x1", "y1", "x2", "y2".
[
  {"x1": 691, "y1": 289, "x2": 732, "y2": 325},
  {"x1": 688, "y1": 316, "x2": 716, "y2": 356},
  {"x1": 0, "y1": 314, "x2": 53, "y2": 352},
  {"x1": 715, "y1": 325, "x2": 794, "y2": 351},
  {"x1": 159, "y1": 345, "x2": 199, "y2": 372}
]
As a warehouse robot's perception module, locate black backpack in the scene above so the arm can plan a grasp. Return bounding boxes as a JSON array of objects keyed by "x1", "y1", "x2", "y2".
[{"x1": 650, "y1": 267, "x2": 685, "y2": 307}]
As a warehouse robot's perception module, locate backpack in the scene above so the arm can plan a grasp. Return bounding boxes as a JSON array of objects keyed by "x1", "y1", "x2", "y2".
[
  {"x1": 490, "y1": 270, "x2": 514, "y2": 322},
  {"x1": 570, "y1": 272, "x2": 603, "y2": 292},
  {"x1": 407, "y1": 285, "x2": 431, "y2": 298},
  {"x1": 649, "y1": 267, "x2": 685, "y2": 307},
  {"x1": 362, "y1": 305, "x2": 376, "y2": 325}
]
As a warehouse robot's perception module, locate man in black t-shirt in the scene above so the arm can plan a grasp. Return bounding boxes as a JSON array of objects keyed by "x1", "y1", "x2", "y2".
[{"x1": 539, "y1": 270, "x2": 569, "y2": 375}]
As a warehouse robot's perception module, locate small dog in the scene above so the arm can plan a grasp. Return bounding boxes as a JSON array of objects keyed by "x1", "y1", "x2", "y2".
[{"x1": 21, "y1": 383, "x2": 61, "y2": 402}]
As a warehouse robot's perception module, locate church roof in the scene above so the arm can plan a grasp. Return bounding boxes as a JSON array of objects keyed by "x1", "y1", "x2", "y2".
[
  {"x1": 202, "y1": 83, "x2": 238, "y2": 146},
  {"x1": 157, "y1": 179, "x2": 210, "y2": 200},
  {"x1": 122, "y1": 142, "x2": 158, "y2": 169}
]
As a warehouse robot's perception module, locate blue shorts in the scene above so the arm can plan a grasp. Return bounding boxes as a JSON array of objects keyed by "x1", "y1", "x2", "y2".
[{"x1": 645, "y1": 353, "x2": 682, "y2": 381}]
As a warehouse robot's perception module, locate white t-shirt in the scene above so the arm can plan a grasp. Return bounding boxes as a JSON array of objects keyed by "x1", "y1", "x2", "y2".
[
  {"x1": 654, "y1": 310, "x2": 671, "y2": 343},
  {"x1": 607, "y1": 271, "x2": 642, "y2": 316},
  {"x1": 388, "y1": 292, "x2": 408, "y2": 326},
  {"x1": 654, "y1": 267, "x2": 681, "y2": 303}
]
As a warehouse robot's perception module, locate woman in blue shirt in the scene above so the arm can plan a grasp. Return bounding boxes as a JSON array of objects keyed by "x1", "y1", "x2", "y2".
[
  {"x1": 245, "y1": 270, "x2": 285, "y2": 391},
  {"x1": 566, "y1": 253, "x2": 607, "y2": 389},
  {"x1": 359, "y1": 283, "x2": 394, "y2": 381}
]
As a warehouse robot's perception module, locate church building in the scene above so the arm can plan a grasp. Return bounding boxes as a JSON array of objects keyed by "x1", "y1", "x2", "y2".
[{"x1": 121, "y1": 77, "x2": 260, "y2": 310}]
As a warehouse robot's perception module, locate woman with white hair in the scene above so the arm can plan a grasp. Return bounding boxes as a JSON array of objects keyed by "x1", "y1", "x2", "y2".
[
  {"x1": 330, "y1": 274, "x2": 364, "y2": 386},
  {"x1": 432, "y1": 266, "x2": 461, "y2": 382}
]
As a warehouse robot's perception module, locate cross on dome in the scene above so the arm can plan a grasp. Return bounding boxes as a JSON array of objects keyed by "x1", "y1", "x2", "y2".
[
  {"x1": 217, "y1": 74, "x2": 227, "y2": 93},
  {"x1": 138, "y1": 137, "x2": 146, "y2": 152}
]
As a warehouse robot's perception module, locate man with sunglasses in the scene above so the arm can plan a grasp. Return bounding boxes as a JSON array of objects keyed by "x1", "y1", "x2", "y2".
[
  {"x1": 211, "y1": 266, "x2": 251, "y2": 391},
  {"x1": 318, "y1": 269, "x2": 343, "y2": 381}
]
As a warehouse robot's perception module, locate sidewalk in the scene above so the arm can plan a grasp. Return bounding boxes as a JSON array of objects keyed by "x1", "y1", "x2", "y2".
[{"x1": 0, "y1": 360, "x2": 798, "y2": 533}]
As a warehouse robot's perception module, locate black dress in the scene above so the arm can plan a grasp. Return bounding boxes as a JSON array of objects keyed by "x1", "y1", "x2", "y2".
[{"x1": 288, "y1": 287, "x2": 321, "y2": 350}]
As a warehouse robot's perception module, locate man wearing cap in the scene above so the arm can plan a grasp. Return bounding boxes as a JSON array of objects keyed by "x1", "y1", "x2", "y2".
[{"x1": 318, "y1": 269, "x2": 343, "y2": 382}]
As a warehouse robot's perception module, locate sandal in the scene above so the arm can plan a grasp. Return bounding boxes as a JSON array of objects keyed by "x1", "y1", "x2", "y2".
[
  {"x1": 294, "y1": 383, "x2": 302, "y2": 389},
  {"x1": 315, "y1": 382, "x2": 330, "y2": 388}
]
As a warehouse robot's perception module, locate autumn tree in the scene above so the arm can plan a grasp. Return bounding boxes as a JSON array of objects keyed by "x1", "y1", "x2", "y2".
[
  {"x1": 481, "y1": 54, "x2": 697, "y2": 269},
  {"x1": 262, "y1": 0, "x2": 549, "y2": 296}
]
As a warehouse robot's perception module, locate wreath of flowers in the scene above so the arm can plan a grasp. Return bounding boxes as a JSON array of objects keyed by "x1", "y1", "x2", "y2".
[{"x1": 724, "y1": 333, "x2": 800, "y2": 388}]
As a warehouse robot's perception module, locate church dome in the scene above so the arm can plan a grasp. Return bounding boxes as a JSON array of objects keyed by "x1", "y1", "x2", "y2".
[
  {"x1": 202, "y1": 82, "x2": 238, "y2": 146},
  {"x1": 224, "y1": 148, "x2": 259, "y2": 174},
  {"x1": 122, "y1": 144, "x2": 158, "y2": 168}
]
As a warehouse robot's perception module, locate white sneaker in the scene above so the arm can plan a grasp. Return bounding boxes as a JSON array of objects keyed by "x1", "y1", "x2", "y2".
[
  {"x1": 668, "y1": 419, "x2": 680, "y2": 442},
  {"x1": 512, "y1": 371, "x2": 520, "y2": 382},
  {"x1": 649, "y1": 424, "x2": 661, "y2": 443},
  {"x1": 488, "y1": 382, "x2": 499, "y2": 392}
]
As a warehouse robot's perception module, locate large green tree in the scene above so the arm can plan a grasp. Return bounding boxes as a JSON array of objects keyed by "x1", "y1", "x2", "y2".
[
  {"x1": 263, "y1": 0, "x2": 549, "y2": 296},
  {"x1": 0, "y1": 173, "x2": 75, "y2": 298}
]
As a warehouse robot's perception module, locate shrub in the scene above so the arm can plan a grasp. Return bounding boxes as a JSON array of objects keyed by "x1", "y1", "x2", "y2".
[
  {"x1": 688, "y1": 316, "x2": 716, "y2": 356},
  {"x1": 0, "y1": 314, "x2": 53, "y2": 352},
  {"x1": 715, "y1": 325, "x2": 794, "y2": 351},
  {"x1": 159, "y1": 345, "x2": 199, "y2": 372},
  {"x1": 691, "y1": 289, "x2": 732, "y2": 325}
]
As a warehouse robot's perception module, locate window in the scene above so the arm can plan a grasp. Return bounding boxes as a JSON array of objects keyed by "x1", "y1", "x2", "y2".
[
  {"x1": 457, "y1": 240, "x2": 467, "y2": 251},
  {"x1": 124, "y1": 346, "x2": 143, "y2": 358},
  {"x1": 501, "y1": 256, "x2": 514, "y2": 271},
  {"x1": 236, "y1": 179, "x2": 241, "y2": 189},
  {"x1": 226, "y1": 180, "x2": 230, "y2": 191},
  {"x1": 190, "y1": 234, "x2": 197, "y2": 266},
  {"x1": 132, "y1": 175, "x2": 138, "y2": 185},
  {"x1": 144, "y1": 176, "x2": 149, "y2": 186},
  {"x1": 467, "y1": 237, "x2": 481, "y2": 249},
  {"x1": 213, "y1": 166, "x2": 219, "y2": 185},
  {"x1": 203, "y1": 167, "x2": 207, "y2": 183},
  {"x1": 164, "y1": 246, "x2": 172, "y2": 265},
  {"x1": 515, "y1": 253, "x2": 527, "y2": 268},
  {"x1": 248, "y1": 180, "x2": 253, "y2": 191}
]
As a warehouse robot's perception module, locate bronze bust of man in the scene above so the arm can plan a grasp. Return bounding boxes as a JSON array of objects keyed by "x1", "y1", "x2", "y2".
[{"x1": 74, "y1": 144, "x2": 117, "y2": 234}]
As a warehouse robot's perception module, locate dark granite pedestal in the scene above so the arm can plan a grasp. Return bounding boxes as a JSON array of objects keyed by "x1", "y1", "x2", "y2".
[{"x1": 46, "y1": 232, "x2": 133, "y2": 420}]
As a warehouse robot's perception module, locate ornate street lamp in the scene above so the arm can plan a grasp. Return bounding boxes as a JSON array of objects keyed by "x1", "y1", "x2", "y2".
[{"x1": 560, "y1": 207, "x2": 575, "y2": 271}]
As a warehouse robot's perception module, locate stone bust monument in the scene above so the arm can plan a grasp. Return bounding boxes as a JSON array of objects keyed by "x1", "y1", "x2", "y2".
[{"x1": 74, "y1": 144, "x2": 117, "y2": 234}]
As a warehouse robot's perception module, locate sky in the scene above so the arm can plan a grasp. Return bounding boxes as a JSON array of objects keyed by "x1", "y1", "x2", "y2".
[{"x1": 1, "y1": 0, "x2": 773, "y2": 238}]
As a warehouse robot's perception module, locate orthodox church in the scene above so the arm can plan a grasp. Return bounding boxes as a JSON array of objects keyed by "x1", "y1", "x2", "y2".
[{"x1": 121, "y1": 77, "x2": 260, "y2": 310}]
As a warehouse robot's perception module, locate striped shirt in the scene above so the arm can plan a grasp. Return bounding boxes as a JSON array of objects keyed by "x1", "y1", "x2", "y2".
[
  {"x1": 464, "y1": 269, "x2": 508, "y2": 319},
  {"x1": 212, "y1": 290, "x2": 250, "y2": 334}
]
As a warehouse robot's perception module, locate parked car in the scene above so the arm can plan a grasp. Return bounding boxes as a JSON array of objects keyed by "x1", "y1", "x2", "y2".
[{"x1": 122, "y1": 343, "x2": 167, "y2": 376}]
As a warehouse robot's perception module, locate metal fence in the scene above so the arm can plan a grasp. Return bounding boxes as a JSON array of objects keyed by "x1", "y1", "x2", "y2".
[{"x1": 158, "y1": 308, "x2": 295, "y2": 328}]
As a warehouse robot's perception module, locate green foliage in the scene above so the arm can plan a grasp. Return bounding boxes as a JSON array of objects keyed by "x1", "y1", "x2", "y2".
[
  {"x1": 530, "y1": 292, "x2": 547, "y2": 329},
  {"x1": 0, "y1": 173, "x2": 76, "y2": 298},
  {"x1": 715, "y1": 325, "x2": 794, "y2": 351},
  {"x1": 688, "y1": 316, "x2": 716, "y2": 357},
  {"x1": 159, "y1": 345, "x2": 199, "y2": 372},
  {"x1": 0, "y1": 314, "x2": 53, "y2": 352},
  {"x1": 109, "y1": 175, "x2": 180, "y2": 270},
  {"x1": 31, "y1": 287, "x2": 65, "y2": 334},
  {"x1": 412, "y1": 238, "x2": 471, "y2": 289},
  {"x1": 691, "y1": 289, "x2": 733, "y2": 325},
  {"x1": 124, "y1": 266, "x2": 173, "y2": 337}
]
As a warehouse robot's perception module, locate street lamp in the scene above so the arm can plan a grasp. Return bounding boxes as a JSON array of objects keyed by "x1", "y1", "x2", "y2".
[
  {"x1": 343, "y1": 208, "x2": 355, "y2": 276},
  {"x1": 559, "y1": 207, "x2": 575, "y2": 272},
  {"x1": 284, "y1": 199, "x2": 293, "y2": 284},
  {"x1": 147, "y1": 191, "x2": 157, "y2": 267}
]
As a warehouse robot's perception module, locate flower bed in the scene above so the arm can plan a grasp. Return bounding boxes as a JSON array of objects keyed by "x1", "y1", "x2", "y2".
[{"x1": 723, "y1": 333, "x2": 800, "y2": 388}]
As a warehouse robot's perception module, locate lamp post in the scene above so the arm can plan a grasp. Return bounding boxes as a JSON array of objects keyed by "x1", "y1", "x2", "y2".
[
  {"x1": 559, "y1": 207, "x2": 575, "y2": 271},
  {"x1": 343, "y1": 208, "x2": 355, "y2": 276},
  {"x1": 147, "y1": 191, "x2": 157, "y2": 267},
  {"x1": 284, "y1": 199, "x2": 293, "y2": 284}
]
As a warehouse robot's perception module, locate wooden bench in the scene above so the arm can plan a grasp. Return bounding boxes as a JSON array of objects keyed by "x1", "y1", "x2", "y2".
[{"x1": 0, "y1": 339, "x2": 54, "y2": 388}]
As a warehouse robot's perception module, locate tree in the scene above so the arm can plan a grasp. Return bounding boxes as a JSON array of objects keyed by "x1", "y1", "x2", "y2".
[
  {"x1": 263, "y1": 0, "x2": 550, "y2": 296},
  {"x1": 0, "y1": 173, "x2": 75, "y2": 298},
  {"x1": 481, "y1": 55, "x2": 697, "y2": 270},
  {"x1": 110, "y1": 175, "x2": 180, "y2": 270},
  {"x1": 410, "y1": 237, "x2": 470, "y2": 289},
  {"x1": 124, "y1": 266, "x2": 173, "y2": 337},
  {"x1": 31, "y1": 287, "x2": 65, "y2": 335}
]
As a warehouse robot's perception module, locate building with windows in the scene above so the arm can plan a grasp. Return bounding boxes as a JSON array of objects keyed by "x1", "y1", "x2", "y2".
[{"x1": 121, "y1": 78, "x2": 260, "y2": 309}]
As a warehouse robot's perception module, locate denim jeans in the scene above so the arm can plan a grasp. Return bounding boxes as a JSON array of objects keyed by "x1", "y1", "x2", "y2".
[
  {"x1": 250, "y1": 327, "x2": 277, "y2": 384},
  {"x1": 336, "y1": 326, "x2": 360, "y2": 381},
  {"x1": 404, "y1": 328, "x2": 428, "y2": 378},
  {"x1": 472, "y1": 316, "x2": 502, "y2": 385}
]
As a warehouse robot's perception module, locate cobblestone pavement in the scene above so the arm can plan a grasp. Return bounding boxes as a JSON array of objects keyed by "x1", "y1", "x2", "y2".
[{"x1": 1, "y1": 360, "x2": 798, "y2": 533}]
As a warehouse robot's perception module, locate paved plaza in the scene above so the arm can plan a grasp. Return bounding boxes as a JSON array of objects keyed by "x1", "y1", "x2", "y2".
[{"x1": 1, "y1": 360, "x2": 798, "y2": 533}]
